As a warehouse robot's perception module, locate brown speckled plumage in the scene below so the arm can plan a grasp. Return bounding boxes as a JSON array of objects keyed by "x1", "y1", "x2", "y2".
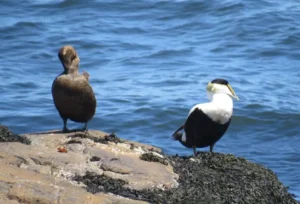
[{"x1": 52, "y1": 45, "x2": 96, "y2": 132}]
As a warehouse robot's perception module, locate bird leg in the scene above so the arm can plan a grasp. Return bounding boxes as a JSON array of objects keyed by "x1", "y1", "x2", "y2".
[
  {"x1": 83, "y1": 122, "x2": 88, "y2": 132},
  {"x1": 193, "y1": 146, "x2": 197, "y2": 157},
  {"x1": 209, "y1": 143, "x2": 215, "y2": 152},
  {"x1": 62, "y1": 118, "x2": 69, "y2": 133}
]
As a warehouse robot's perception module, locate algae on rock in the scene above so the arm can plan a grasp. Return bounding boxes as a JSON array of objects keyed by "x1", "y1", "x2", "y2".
[
  {"x1": 74, "y1": 151, "x2": 299, "y2": 204},
  {"x1": 0, "y1": 125, "x2": 30, "y2": 144}
]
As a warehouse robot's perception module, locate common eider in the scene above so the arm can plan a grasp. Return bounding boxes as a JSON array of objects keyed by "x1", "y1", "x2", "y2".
[
  {"x1": 52, "y1": 45, "x2": 97, "y2": 132},
  {"x1": 172, "y1": 78, "x2": 239, "y2": 156}
]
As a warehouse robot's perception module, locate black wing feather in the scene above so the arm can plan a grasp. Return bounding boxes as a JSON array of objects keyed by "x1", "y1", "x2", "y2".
[{"x1": 184, "y1": 108, "x2": 231, "y2": 148}]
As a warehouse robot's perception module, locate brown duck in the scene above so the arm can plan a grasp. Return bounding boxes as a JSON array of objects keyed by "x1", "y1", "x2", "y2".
[{"x1": 52, "y1": 45, "x2": 96, "y2": 132}]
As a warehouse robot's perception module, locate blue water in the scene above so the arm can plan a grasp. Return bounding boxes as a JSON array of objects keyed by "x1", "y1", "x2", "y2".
[{"x1": 1, "y1": 0, "x2": 300, "y2": 199}]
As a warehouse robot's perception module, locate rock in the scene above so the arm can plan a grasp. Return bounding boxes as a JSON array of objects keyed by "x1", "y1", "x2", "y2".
[
  {"x1": 0, "y1": 125, "x2": 30, "y2": 144},
  {"x1": 0, "y1": 128, "x2": 177, "y2": 204},
  {"x1": 0, "y1": 126, "x2": 298, "y2": 204},
  {"x1": 162, "y1": 154, "x2": 299, "y2": 204}
]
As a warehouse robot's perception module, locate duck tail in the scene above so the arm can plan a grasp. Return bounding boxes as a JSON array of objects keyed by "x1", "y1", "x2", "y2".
[{"x1": 172, "y1": 125, "x2": 184, "y2": 141}]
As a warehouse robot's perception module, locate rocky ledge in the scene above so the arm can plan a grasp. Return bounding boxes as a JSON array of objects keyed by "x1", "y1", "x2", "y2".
[{"x1": 0, "y1": 125, "x2": 298, "y2": 204}]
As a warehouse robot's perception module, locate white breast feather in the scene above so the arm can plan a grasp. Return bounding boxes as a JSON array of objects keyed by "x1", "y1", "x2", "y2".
[{"x1": 188, "y1": 102, "x2": 232, "y2": 125}]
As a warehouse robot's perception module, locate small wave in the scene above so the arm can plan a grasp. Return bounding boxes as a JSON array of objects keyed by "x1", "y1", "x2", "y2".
[
  {"x1": 146, "y1": 48, "x2": 194, "y2": 59},
  {"x1": 234, "y1": 107, "x2": 300, "y2": 126},
  {"x1": 0, "y1": 20, "x2": 43, "y2": 33},
  {"x1": 277, "y1": 33, "x2": 300, "y2": 46},
  {"x1": 14, "y1": 21, "x2": 43, "y2": 28},
  {"x1": 119, "y1": 42, "x2": 153, "y2": 50},
  {"x1": 29, "y1": 51, "x2": 53, "y2": 60},
  {"x1": 57, "y1": 0, "x2": 81, "y2": 7},
  {"x1": 214, "y1": 2, "x2": 245, "y2": 16},
  {"x1": 10, "y1": 82, "x2": 39, "y2": 89},
  {"x1": 257, "y1": 49, "x2": 285, "y2": 57},
  {"x1": 31, "y1": 0, "x2": 64, "y2": 6},
  {"x1": 111, "y1": 27, "x2": 147, "y2": 35}
]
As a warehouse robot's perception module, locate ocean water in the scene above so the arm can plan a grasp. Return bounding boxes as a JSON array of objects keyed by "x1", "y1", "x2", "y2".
[{"x1": 1, "y1": 0, "x2": 300, "y2": 199}]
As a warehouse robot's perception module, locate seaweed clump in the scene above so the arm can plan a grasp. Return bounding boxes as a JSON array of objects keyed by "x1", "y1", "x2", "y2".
[
  {"x1": 68, "y1": 132, "x2": 123, "y2": 144},
  {"x1": 73, "y1": 152, "x2": 299, "y2": 204},
  {"x1": 89, "y1": 156, "x2": 101, "y2": 162},
  {"x1": 73, "y1": 171, "x2": 127, "y2": 194},
  {"x1": 140, "y1": 152, "x2": 168, "y2": 165},
  {"x1": 73, "y1": 171, "x2": 166, "y2": 203},
  {"x1": 162, "y1": 152, "x2": 299, "y2": 204},
  {"x1": 0, "y1": 125, "x2": 31, "y2": 144}
]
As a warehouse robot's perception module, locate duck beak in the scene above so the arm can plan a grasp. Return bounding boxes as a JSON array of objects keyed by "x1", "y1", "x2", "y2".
[{"x1": 227, "y1": 84, "x2": 239, "y2": 100}]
